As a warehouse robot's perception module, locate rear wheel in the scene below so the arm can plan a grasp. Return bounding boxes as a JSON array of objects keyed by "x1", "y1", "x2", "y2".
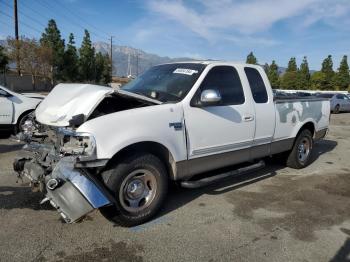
[
  {"x1": 100, "y1": 153, "x2": 168, "y2": 227},
  {"x1": 286, "y1": 129, "x2": 313, "y2": 169}
]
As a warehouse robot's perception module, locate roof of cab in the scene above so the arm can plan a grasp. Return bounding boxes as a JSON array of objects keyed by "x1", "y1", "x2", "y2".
[{"x1": 158, "y1": 60, "x2": 263, "y2": 68}]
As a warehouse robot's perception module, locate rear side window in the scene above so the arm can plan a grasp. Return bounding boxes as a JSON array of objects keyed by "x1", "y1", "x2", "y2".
[
  {"x1": 244, "y1": 67, "x2": 268, "y2": 103},
  {"x1": 199, "y1": 66, "x2": 245, "y2": 105}
]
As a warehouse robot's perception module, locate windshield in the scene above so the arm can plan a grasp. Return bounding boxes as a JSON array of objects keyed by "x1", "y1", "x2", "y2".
[{"x1": 122, "y1": 63, "x2": 206, "y2": 102}]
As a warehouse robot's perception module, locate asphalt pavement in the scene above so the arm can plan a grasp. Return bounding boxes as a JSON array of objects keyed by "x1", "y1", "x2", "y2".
[{"x1": 0, "y1": 114, "x2": 349, "y2": 262}]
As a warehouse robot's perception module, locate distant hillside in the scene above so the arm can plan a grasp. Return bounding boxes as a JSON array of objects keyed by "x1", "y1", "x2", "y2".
[{"x1": 93, "y1": 42, "x2": 193, "y2": 77}]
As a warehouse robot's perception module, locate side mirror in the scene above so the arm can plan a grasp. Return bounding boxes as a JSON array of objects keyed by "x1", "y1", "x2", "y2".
[{"x1": 200, "y1": 89, "x2": 221, "y2": 106}]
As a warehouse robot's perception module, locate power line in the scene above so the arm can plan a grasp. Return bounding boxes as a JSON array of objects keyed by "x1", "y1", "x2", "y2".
[
  {"x1": 0, "y1": 9, "x2": 42, "y2": 35},
  {"x1": 0, "y1": 16, "x2": 36, "y2": 39},
  {"x1": 2, "y1": 0, "x2": 47, "y2": 29},
  {"x1": 18, "y1": 1, "x2": 87, "y2": 41},
  {"x1": 52, "y1": 0, "x2": 110, "y2": 38},
  {"x1": 35, "y1": 0, "x2": 109, "y2": 41}
]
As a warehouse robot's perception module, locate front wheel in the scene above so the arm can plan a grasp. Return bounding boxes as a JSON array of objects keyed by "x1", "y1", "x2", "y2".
[
  {"x1": 286, "y1": 129, "x2": 313, "y2": 169},
  {"x1": 15, "y1": 111, "x2": 33, "y2": 134},
  {"x1": 100, "y1": 153, "x2": 168, "y2": 227}
]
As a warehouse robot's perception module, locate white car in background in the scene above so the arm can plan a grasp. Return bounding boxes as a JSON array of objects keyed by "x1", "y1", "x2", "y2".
[
  {"x1": 0, "y1": 85, "x2": 44, "y2": 133},
  {"x1": 316, "y1": 93, "x2": 350, "y2": 113}
]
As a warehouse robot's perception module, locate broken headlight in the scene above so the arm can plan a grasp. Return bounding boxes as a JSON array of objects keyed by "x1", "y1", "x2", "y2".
[{"x1": 59, "y1": 130, "x2": 96, "y2": 157}]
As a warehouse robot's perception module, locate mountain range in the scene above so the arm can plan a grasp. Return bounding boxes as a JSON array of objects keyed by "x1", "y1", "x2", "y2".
[{"x1": 93, "y1": 42, "x2": 194, "y2": 77}]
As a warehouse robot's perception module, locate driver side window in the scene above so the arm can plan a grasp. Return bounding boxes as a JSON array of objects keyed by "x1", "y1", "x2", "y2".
[{"x1": 199, "y1": 66, "x2": 245, "y2": 106}]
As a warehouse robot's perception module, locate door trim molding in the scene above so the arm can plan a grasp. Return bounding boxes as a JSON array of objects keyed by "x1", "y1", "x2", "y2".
[{"x1": 191, "y1": 140, "x2": 252, "y2": 157}]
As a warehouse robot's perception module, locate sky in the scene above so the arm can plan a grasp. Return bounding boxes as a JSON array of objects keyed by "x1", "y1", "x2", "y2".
[{"x1": 1, "y1": 0, "x2": 350, "y2": 70}]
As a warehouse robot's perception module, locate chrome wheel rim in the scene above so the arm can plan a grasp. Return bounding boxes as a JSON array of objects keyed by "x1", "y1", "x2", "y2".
[
  {"x1": 119, "y1": 169, "x2": 157, "y2": 213},
  {"x1": 19, "y1": 115, "x2": 30, "y2": 132},
  {"x1": 298, "y1": 138, "x2": 311, "y2": 163}
]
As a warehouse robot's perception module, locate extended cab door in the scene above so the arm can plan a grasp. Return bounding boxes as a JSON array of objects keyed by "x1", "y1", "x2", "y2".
[
  {"x1": 183, "y1": 65, "x2": 255, "y2": 176},
  {"x1": 0, "y1": 88, "x2": 13, "y2": 125},
  {"x1": 244, "y1": 67, "x2": 275, "y2": 159}
]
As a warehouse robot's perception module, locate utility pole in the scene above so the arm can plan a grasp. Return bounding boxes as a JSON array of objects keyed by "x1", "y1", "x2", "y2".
[
  {"x1": 14, "y1": 0, "x2": 20, "y2": 75},
  {"x1": 110, "y1": 36, "x2": 114, "y2": 77},
  {"x1": 136, "y1": 51, "x2": 139, "y2": 76}
]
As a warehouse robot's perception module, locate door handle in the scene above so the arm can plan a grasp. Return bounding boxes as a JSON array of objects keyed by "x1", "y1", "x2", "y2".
[{"x1": 243, "y1": 115, "x2": 254, "y2": 122}]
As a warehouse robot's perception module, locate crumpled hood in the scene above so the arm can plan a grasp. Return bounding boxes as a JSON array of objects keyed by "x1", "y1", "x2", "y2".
[{"x1": 35, "y1": 83, "x2": 113, "y2": 127}]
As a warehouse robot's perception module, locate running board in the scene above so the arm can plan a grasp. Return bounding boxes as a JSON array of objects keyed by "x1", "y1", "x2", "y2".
[{"x1": 180, "y1": 160, "x2": 265, "y2": 189}]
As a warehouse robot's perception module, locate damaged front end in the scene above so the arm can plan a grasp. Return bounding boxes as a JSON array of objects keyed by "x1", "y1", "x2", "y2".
[
  {"x1": 13, "y1": 119, "x2": 112, "y2": 223},
  {"x1": 12, "y1": 83, "x2": 159, "y2": 223}
]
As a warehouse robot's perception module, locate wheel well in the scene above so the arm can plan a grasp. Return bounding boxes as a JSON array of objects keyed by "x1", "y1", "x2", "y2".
[
  {"x1": 298, "y1": 122, "x2": 315, "y2": 138},
  {"x1": 106, "y1": 142, "x2": 176, "y2": 180},
  {"x1": 16, "y1": 109, "x2": 34, "y2": 125}
]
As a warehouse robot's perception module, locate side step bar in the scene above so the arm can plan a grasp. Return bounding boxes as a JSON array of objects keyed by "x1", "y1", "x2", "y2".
[{"x1": 180, "y1": 160, "x2": 265, "y2": 189}]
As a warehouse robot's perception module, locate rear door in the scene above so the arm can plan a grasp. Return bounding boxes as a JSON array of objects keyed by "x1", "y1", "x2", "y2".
[
  {"x1": 0, "y1": 88, "x2": 13, "y2": 124},
  {"x1": 183, "y1": 65, "x2": 255, "y2": 174},
  {"x1": 244, "y1": 67, "x2": 275, "y2": 158}
]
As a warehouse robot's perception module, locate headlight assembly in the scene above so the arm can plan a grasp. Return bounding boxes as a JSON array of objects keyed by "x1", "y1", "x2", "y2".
[{"x1": 58, "y1": 129, "x2": 96, "y2": 158}]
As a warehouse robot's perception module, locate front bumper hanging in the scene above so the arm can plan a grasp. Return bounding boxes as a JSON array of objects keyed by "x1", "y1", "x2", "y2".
[{"x1": 43, "y1": 157, "x2": 111, "y2": 223}]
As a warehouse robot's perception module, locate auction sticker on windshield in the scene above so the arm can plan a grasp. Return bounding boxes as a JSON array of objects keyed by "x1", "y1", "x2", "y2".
[{"x1": 173, "y1": 68, "x2": 199, "y2": 75}]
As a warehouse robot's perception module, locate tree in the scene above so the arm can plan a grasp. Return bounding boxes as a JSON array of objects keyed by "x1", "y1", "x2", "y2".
[
  {"x1": 297, "y1": 56, "x2": 311, "y2": 90},
  {"x1": 246, "y1": 52, "x2": 258, "y2": 65},
  {"x1": 286, "y1": 57, "x2": 298, "y2": 72},
  {"x1": 62, "y1": 33, "x2": 79, "y2": 82},
  {"x1": 79, "y1": 29, "x2": 95, "y2": 82},
  {"x1": 333, "y1": 55, "x2": 350, "y2": 90},
  {"x1": 95, "y1": 52, "x2": 111, "y2": 85},
  {"x1": 40, "y1": 19, "x2": 65, "y2": 83},
  {"x1": 321, "y1": 55, "x2": 335, "y2": 90},
  {"x1": 7, "y1": 37, "x2": 52, "y2": 89},
  {"x1": 311, "y1": 71, "x2": 327, "y2": 90},
  {"x1": 0, "y1": 45, "x2": 9, "y2": 73},
  {"x1": 267, "y1": 60, "x2": 280, "y2": 89},
  {"x1": 280, "y1": 57, "x2": 298, "y2": 89}
]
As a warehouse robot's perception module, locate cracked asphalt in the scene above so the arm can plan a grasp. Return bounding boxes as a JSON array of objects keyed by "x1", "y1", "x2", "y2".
[{"x1": 0, "y1": 113, "x2": 349, "y2": 262}]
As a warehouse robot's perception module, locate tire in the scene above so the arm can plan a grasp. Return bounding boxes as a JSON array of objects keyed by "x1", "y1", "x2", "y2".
[
  {"x1": 333, "y1": 104, "x2": 340, "y2": 114},
  {"x1": 15, "y1": 111, "x2": 33, "y2": 134},
  {"x1": 286, "y1": 129, "x2": 313, "y2": 169},
  {"x1": 100, "y1": 153, "x2": 168, "y2": 227}
]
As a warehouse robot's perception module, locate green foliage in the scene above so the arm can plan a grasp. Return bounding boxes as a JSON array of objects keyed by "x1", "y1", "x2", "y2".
[
  {"x1": 0, "y1": 45, "x2": 9, "y2": 72},
  {"x1": 311, "y1": 71, "x2": 327, "y2": 90},
  {"x1": 280, "y1": 57, "x2": 298, "y2": 89},
  {"x1": 297, "y1": 56, "x2": 311, "y2": 90},
  {"x1": 95, "y1": 52, "x2": 111, "y2": 85},
  {"x1": 321, "y1": 55, "x2": 335, "y2": 90},
  {"x1": 79, "y1": 30, "x2": 96, "y2": 82},
  {"x1": 333, "y1": 55, "x2": 350, "y2": 90},
  {"x1": 246, "y1": 52, "x2": 258, "y2": 65},
  {"x1": 40, "y1": 19, "x2": 65, "y2": 81},
  {"x1": 267, "y1": 60, "x2": 280, "y2": 89},
  {"x1": 286, "y1": 57, "x2": 297, "y2": 72},
  {"x1": 62, "y1": 33, "x2": 79, "y2": 82}
]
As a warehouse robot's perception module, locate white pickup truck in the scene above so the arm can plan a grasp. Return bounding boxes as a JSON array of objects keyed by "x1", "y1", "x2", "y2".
[
  {"x1": 14, "y1": 61, "x2": 330, "y2": 226},
  {"x1": 0, "y1": 85, "x2": 44, "y2": 133}
]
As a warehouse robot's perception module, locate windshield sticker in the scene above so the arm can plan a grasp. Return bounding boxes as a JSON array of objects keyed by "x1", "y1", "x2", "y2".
[{"x1": 173, "y1": 68, "x2": 198, "y2": 75}]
